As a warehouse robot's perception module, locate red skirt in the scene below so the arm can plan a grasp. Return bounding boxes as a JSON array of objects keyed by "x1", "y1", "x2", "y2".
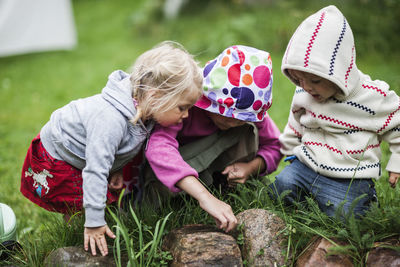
[{"x1": 20, "y1": 134, "x2": 143, "y2": 214}]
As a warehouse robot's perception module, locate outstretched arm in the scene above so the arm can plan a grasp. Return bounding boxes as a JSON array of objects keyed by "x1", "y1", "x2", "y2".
[
  {"x1": 176, "y1": 176, "x2": 237, "y2": 232},
  {"x1": 145, "y1": 123, "x2": 199, "y2": 192},
  {"x1": 377, "y1": 90, "x2": 400, "y2": 188}
]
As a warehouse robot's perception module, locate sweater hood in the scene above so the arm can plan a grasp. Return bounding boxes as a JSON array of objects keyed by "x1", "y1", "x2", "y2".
[
  {"x1": 281, "y1": 5, "x2": 360, "y2": 98},
  {"x1": 101, "y1": 70, "x2": 136, "y2": 120}
]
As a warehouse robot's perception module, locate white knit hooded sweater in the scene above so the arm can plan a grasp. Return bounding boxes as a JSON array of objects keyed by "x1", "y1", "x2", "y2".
[{"x1": 280, "y1": 5, "x2": 400, "y2": 179}]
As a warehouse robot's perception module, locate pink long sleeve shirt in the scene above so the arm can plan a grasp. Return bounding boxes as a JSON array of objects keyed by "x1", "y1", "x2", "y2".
[{"x1": 145, "y1": 107, "x2": 282, "y2": 192}]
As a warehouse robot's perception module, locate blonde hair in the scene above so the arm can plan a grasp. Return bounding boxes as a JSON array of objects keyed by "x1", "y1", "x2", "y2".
[{"x1": 129, "y1": 41, "x2": 203, "y2": 124}]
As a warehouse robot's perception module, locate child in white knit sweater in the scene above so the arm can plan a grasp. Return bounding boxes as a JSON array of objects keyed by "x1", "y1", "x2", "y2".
[{"x1": 272, "y1": 5, "x2": 400, "y2": 217}]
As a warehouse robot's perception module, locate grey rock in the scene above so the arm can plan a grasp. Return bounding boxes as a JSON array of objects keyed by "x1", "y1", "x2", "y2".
[
  {"x1": 296, "y1": 237, "x2": 353, "y2": 267},
  {"x1": 236, "y1": 209, "x2": 287, "y2": 267},
  {"x1": 366, "y1": 237, "x2": 400, "y2": 267},
  {"x1": 44, "y1": 246, "x2": 127, "y2": 267},
  {"x1": 162, "y1": 224, "x2": 243, "y2": 266}
]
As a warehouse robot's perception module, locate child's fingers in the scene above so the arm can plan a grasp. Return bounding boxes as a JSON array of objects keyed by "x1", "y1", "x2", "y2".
[
  {"x1": 216, "y1": 209, "x2": 237, "y2": 232},
  {"x1": 90, "y1": 236, "x2": 97, "y2": 256},
  {"x1": 221, "y1": 166, "x2": 232, "y2": 175},
  {"x1": 217, "y1": 217, "x2": 228, "y2": 231},
  {"x1": 227, "y1": 177, "x2": 247, "y2": 188},
  {"x1": 214, "y1": 218, "x2": 222, "y2": 229},
  {"x1": 225, "y1": 213, "x2": 238, "y2": 232},
  {"x1": 84, "y1": 233, "x2": 89, "y2": 251},
  {"x1": 115, "y1": 179, "x2": 124, "y2": 189},
  {"x1": 96, "y1": 236, "x2": 108, "y2": 256},
  {"x1": 227, "y1": 176, "x2": 246, "y2": 183},
  {"x1": 109, "y1": 175, "x2": 124, "y2": 191},
  {"x1": 105, "y1": 226, "x2": 116, "y2": 239},
  {"x1": 109, "y1": 181, "x2": 123, "y2": 191}
]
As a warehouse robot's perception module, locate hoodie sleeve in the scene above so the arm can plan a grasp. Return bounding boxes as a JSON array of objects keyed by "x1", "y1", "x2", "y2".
[
  {"x1": 145, "y1": 123, "x2": 199, "y2": 192},
  {"x1": 383, "y1": 128, "x2": 400, "y2": 174},
  {"x1": 255, "y1": 115, "x2": 282, "y2": 174},
  {"x1": 279, "y1": 94, "x2": 304, "y2": 156},
  {"x1": 83, "y1": 112, "x2": 125, "y2": 228},
  {"x1": 375, "y1": 90, "x2": 400, "y2": 174}
]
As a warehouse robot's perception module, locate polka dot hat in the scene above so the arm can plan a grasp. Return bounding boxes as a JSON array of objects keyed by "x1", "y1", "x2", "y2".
[{"x1": 195, "y1": 45, "x2": 273, "y2": 122}]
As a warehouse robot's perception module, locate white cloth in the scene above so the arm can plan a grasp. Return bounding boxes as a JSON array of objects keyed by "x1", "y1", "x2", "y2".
[{"x1": 0, "y1": 0, "x2": 76, "y2": 57}]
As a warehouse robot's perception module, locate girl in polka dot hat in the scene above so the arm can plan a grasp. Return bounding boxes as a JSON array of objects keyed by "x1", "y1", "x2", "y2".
[
  {"x1": 144, "y1": 45, "x2": 282, "y2": 232},
  {"x1": 196, "y1": 45, "x2": 273, "y2": 122}
]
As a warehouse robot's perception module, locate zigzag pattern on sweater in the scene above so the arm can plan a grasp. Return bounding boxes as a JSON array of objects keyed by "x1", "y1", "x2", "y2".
[
  {"x1": 301, "y1": 146, "x2": 318, "y2": 167},
  {"x1": 334, "y1": 98, "x2": 376, "y2": 115},
  {"x1": 289, "y1": 123, "x2": 302, "y2": 138},
  {"x1": 344, "y1": 45, "x2": 355, "y2": 88},
  {"x1": 329, "y1": 17, "x2": 347, "y2": 75},
  {"x1": 346, "y1": 143, "x2": 381, "y2": 155},
  {"x1": 304, "y1": 141, "x2": 342, "y2": 154},
  {"x1": 301, "y1": 108, "x2": 363, "y2": 130},
  {"x1": 318, "y1": 113, "x2": 363, "y2": 130},
  {"x1": 377, "y1": 100, "x2": 400, "y2": 133},
  {"x1": 362, "y1": 84, "x2": 387, "y2": 97},
  {"x1": 304, "y1": 12, "x2": 326, "y2": 67},
  {"x1": 344, "y1": 129, "x2": 362, "y2": 134},
  {"x1": 309, "y1": 110, "x2": 317, "y2": 117},
  {"x1": 320, "y1": 162, "x2": 380, "y2": 172},
  {"x1": 301, "y1": 146, "x2": 380, "y2": 172},
  {"x1": 346, "y1": 101, "x2": 375, "y2": 115}
]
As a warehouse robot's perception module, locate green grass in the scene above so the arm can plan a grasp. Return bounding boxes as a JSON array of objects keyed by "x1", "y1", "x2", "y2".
[{"x1": 1, "y1": 0, "x2": 400, "y2": 266}]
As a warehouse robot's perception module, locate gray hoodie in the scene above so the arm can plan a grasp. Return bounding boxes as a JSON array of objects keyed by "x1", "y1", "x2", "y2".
[{"x1": 40, "y1": 70, "x2": 154, "y2": 227}]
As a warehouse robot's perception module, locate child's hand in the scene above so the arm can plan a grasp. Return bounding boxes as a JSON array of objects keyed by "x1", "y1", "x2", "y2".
[
  {"x1": 222, "y1": 162, "x2": 252, "y2": 186},
  {"x1": 108, "y1": 170, "x2": 124, "y2": 192},
  {"x1": 84, "y1": 225, "x2": 115, "y2": 256},
  {"x1": 176, "y1": 176, "x2": 237, "y2": 232},
  {"x1": 388, "y1": 172, "x2": 400, "y2": 188},
  {"x1": 198, "y1": 194, "x2": 238, "y2": 232},
  {"x1": 222, "y1": 157, "x2": 265, "y2": 187}
]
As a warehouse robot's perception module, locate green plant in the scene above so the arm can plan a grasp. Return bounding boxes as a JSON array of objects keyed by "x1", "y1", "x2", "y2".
[{"x1": 108, "y1": 201, "x2": 172, "y2": 267}]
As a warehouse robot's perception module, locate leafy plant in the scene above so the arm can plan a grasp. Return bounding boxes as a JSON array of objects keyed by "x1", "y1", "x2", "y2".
[{"x1": 108, "y1": 203, "x2": 172, "y2": 267}]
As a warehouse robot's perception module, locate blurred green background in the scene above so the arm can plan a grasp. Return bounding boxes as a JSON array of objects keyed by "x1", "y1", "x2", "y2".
[{"x1": 0, "y1": 0, "x2": 399, "y2": 239}]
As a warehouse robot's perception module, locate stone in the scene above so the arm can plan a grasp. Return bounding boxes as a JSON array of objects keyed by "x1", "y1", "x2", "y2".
[
  {"x1": 162, "y1": 224, "x2": 243, "y2": 266},
  {"x1": 44, "y1": 246, "x2": 127, "y2": 267},
  {"x1": 366, "y1": 237, "x2": 400, "y2": 267},
  {"x1": 296, "y1": 237, "x2": 353, "y2": 267},
  {"x1": 235, "y1": 209, "x2": 287, "y2": 267}
]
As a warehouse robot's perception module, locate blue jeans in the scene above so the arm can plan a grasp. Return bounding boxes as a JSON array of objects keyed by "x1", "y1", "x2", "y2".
[{"x1": 271, "y1": 159, "x2": 376, "y2": 217}]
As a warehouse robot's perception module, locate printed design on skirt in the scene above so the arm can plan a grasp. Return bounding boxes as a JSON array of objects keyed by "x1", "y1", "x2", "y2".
[{"x1": 25, "y1": 167, "x2": 53, "y2": 197}]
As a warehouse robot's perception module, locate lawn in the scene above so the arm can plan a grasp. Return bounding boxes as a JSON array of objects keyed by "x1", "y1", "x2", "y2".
[{"x1": 1, "y1": 0, "x2": 399, "y2": 266}]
